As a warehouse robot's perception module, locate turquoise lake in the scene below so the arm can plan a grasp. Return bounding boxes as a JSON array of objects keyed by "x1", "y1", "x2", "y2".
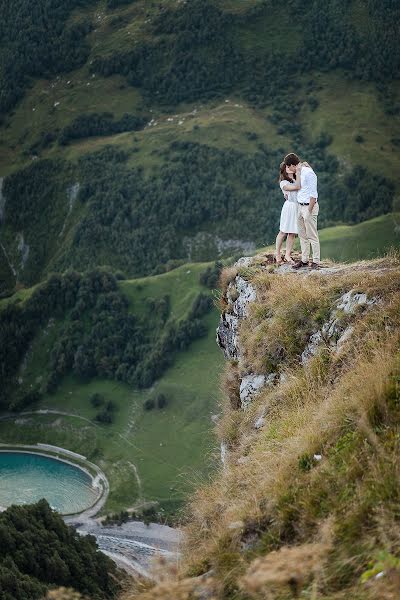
[{"x1": 0, "y1": 452, "x2": 99, "y2": 514}]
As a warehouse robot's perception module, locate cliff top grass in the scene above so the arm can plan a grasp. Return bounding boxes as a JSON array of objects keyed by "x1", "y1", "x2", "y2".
[{"x1": 126, "y1": 253, "x2": 400, "y2": 599}]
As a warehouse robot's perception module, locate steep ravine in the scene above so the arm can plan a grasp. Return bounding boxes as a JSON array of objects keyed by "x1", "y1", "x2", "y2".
[{"x1": 125, "y1": 252, "x2": 400, "y2": 600}]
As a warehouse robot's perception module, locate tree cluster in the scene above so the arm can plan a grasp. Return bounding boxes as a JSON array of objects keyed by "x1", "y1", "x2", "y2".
[
  {"x1": 0, "y1": 0, "x2": 96, "y2": 115},
  {"x1": 91, "y1": 0, "x2": 400, "y2": 113},
  {"x1": 59, "y1": 112, "x2": 146, "y2": 146},
  {"x1": 95, "y1": 400, "x2": 117, "y2": 424},
  {"x1": 2, "y1": 158, "x2": 74, "y2": 285},
  {"x1": 0, "y1": 268, "x2": 213, "y2": 408},
  {"x1": 106, "y1": 0, "x2": 137, "y2": 8},
  {"x1": 143, "y1": 393, "x2": 168, "y2": 411},
  {"x1": 199, "y1": 261, "x2": 223, "y2": 289},
  {"x1": 0, "y1": 499, "x2": 120, "y2": 600}
]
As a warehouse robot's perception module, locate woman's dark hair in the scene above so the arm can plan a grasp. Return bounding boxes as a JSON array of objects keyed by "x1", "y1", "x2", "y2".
[
  {"x1": 284, "y1": 152, "x2": 300, "y2": 166},
  {"x1": 279, "y1": 162, "x2": 295, "y2": 182}
]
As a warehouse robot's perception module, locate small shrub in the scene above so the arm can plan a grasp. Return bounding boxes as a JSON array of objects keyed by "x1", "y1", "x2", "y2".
[
  {"x1": 144, "y1": 398, "x2": 155, "y2": 411},
  {"x1": 95, "y1": 410, "x2": 113, "y2": 424},
  {"x1": 199, "y1": 261, "x2": 223, "y2": 289},
  {"x1": 142, "y1": 506, "x2": 158, "y2": 525},
  {"x1": 246, "y1": 132, "x2": 258, "y2": 141},
  {"x1": 157, "y1": 393, "x2": 168, "y2": 409},
  {"x1": 298, "y1": 453, "x2": 315, "y2": 472},
  {"x1": 106, "y1": 400, "x2": 117, "y2": 412},
  {"x1": 90, "y1": 393, "x2": 104, "y2": 408},
  {"x1": 308, "y1": 96, "x2": 319, "y2": 111}
]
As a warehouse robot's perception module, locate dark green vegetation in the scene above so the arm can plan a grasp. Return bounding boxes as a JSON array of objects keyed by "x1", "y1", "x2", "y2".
[
  {"x1": 58, "y1": 112, "x2": 146, "y2": 145},
  {"x1": 0, "y1": 0, "x2": 97, "y2": 115},
  {"x1": 0, "y1": 268, "x2": 211, "y2": 410},
  {"x1": 0, "y1": 263, "x2": 223, "y2": 513},
  {"x1": 1, "y1": 144, "x2": 394, "y2": 289},
  {"x1": 0, "y1": 0, "x2": 399, "y2": 522},
  {"x1": 91, "y1": 0, "x2": 399, "y2": 105},
  {"x1": 1, "y1": 0, "x2": 399, "y2": 292},
  {"x1": 0, "y1": 499, "x2": 120, "y2": 600}
]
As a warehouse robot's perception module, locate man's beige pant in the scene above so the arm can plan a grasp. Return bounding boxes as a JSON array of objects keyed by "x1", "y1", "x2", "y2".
[{"x1": 297, "y1": 203, "x2": 320, "y2": 264}]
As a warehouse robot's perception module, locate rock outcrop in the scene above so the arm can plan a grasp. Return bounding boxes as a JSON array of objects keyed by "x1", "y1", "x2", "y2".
[
  {"x1": 216, "y1": 254, "x2": 380, "y2": 412},
  {"x1": 216, "y1": 257, "x2": 275, "y2": 410},
  {"x1": 217, "y1": 275, "x2": 256, "y2": 361},
  {"x1": 301, "y1": 290, "x2": 376, "y2": 364}
]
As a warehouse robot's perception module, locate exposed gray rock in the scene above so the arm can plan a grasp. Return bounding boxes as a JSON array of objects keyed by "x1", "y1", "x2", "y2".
[
  {"x1": 279, "y1": 372, "x2": 288, "y2": 384},
  {"x1": 240, "y1": 372, "x2": 276, "y2": 409},
  {"x1": 0, "y1": 242, "x2": 16, "y2": 277},
  {"x1": 302, "y1": 290, "x2": 376, "y2": 364},
  {"x1": 235, "y1": 256, "x2": 253, "y2": 267},
  {"x1": 60, "y1": 182, "x2": 80, "y2": 237},
  {"x1": 183, "y1": 232, "x2": 255, "y2": 262},
  {"x1": 254, "y1": 416, "x2": 265, "y2": 429},
  {"x1": 336, "y1": 325, "x2": 354, "y2": 349},
  {"x1": 216, "y1": 275, "x2": 257, "y2": 360},
  {"x1": 240, "y1": 374, "x2": 266, "y2": 408},
  {"x1": 301, "y1": 330, "x2": 323, "y2": 364},
  {"x1": 232, "y1": 277, "x2": 256, "y2": 318},
  {"x1": 217, "y1": 311, "x2": 240, "y2": 360},
  {"x1": 67, "y1": 182, "x2": 80, "y2": 208},
  {"x1": 337, "y1": 291, "x2": 374, "y2": 313}
]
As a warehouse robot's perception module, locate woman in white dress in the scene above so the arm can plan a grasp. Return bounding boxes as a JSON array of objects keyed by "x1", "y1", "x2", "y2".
[{"x1": 275, "y1": 161, "x2": 302, "y2": 264}]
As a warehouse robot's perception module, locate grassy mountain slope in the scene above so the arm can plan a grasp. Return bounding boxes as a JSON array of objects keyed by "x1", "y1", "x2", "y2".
[{"x1": 126, "y1": 255, "x2": 400, "y2": 599}]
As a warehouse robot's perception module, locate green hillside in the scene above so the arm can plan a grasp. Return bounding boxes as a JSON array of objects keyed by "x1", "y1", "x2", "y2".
[
  {"x1": 0, "y1": 262, "x2": 223, "y2": 515},
  {"x1": 0, "y1": 0, "x2": 399, "y2": 521},
  {"x1": 1, "y1": 0, "x2": 399, "y2": 293}
]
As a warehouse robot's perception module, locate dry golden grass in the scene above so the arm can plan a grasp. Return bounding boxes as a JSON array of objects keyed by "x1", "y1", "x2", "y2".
[
  {"x1": 125, "y1": 259, "x2": 400, "y2": 599},
  {"x1": 47, "y1": 589, "x2": 85, "y2": 600},
  {"x1": 219, "y1": 266, "x2": 238, "y2": 297},
  {"x1": 239, "y1": 541, "x2": 331, "y2": 598},
  {"x1": 220, "y1": 361, "x2": 241, "y2": 411},
  {"x1": 119, "y1": 556, "x2": 220, "y2": 600}
]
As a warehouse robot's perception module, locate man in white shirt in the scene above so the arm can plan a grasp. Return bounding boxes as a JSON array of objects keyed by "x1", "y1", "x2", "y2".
[{"x1": 284, "y1": 153, "x2": 320, "y2": 269}]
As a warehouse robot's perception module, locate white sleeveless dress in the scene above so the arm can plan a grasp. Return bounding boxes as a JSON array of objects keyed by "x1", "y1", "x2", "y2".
[{"x1": 279, "y1": 179, "x2": 299, "y2": 234}]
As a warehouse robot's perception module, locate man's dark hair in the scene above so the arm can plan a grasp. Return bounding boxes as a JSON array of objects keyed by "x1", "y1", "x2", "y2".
[{"x1": 284, "y1": 153, "x2": 300, "y2": 166}]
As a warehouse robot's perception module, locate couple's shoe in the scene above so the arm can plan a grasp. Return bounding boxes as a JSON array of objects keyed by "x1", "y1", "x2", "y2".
[
  {"x1": 275, "y1": 256, "x2": 295, "y2": 266},
  {"x1": 292, "y1": 261, "x2": 320, "y2": 270}
]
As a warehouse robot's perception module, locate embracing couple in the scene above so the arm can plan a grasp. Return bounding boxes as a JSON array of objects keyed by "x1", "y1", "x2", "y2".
[{"x1": 276, "y1": 152, "x2": 320, "y2": 270}]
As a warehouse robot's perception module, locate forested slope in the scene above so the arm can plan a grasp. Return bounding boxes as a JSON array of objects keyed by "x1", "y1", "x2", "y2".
[
  {"x1": 0, "y1": 499, "x2": 120, "y2": 600},
  {"x1": 0, "y1": 0, "x2": 399, "y2": 292}
]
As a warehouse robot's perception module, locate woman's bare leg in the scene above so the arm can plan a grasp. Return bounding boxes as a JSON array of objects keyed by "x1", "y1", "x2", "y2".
[
  {"x1": 275, "y1": 232, "x2": 286, "y2": 263},
  {"x1": 285, "y1": 233, "x2": 295, "y2": 263}
]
